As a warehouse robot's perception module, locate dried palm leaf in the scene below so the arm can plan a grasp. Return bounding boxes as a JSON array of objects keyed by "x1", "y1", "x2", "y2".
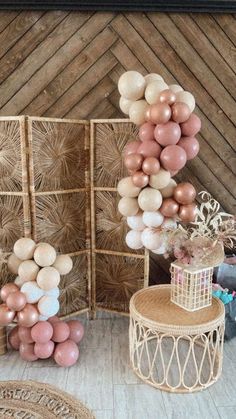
[
  {"x1": 0, "y1": 196, "x2": 24, "y2": 251},
  {"x1": 0, "y1": 121, "x2": 23, "y2": 191}
]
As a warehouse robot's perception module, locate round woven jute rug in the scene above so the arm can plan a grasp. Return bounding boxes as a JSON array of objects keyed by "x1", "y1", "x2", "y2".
[{"x1": 0, "y1": 380, "x2": 95, "y2": 419}]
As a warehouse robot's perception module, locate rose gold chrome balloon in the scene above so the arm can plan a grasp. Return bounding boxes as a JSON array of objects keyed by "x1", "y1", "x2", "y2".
[
  {"x1": 6, "y1": 291, "x2": 26, "y2": 312},
  {"x1": 124, "y1": 153, "x2": 143, "y2": 171},
  {"x1": 149, "y1": 103, "x2": 171, "y2": 124},
  {"x1": 160, "y1": 198, "x2": 179, "y2": 217},
  {"x1": 178, "y1": 203, "x2": 197, "y2": 222},
  {"x1": 132, "y1": 171, "x2": 149, "y2": 188},
  {"x1": 0, "y1": 283, "x2": 18, "y2": 302},
  {"x1": 0, "y1": 304, "x2": 15, "y2": 326},
  {"x1": 17, "y1": 304, "x2": 39, "y2": 328},
  {"x1": 174, "y1": 182, "x2": 197, "y2": 205},
  {"x1": 142, "y1": 157, "x2": 160, "y2": 175},
  {"x1": 172, "y1": 102, "x2": 191, "y2": 123},
  {"x1": 159, "y1": 89, "x2": 176, "y2": 105}
]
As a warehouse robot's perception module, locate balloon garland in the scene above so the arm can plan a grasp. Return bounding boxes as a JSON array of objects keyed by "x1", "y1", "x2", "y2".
[
  {"x1": 0, "y1": 238, "x2": 84, "y2": 367},
  {"x1": 117, "y1": 71, "x2": 201, "y2": 253}
]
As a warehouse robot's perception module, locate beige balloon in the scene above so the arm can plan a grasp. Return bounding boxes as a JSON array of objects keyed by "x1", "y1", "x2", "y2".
[
  {"x1": 138, "y1": 187, "x2": 162, "y2": 212},
  {"x1": 129, "y1": 100, "x2": 149, "y2": 125},
  {"x1": 118, "y1": 197, "x2": 139, "y2": 217},
  {"x1": 37, "y1": 267, "x2": 60, "y2": 291},
  {"x1": 176, "y1": 91, "x2": 195, "y2": 113},
  {"x1": 160, "y1": 179, "x2": 177, "y2": 198},
  {"x1": 145, "y1": 81, "x2": 168, "y2": 105},
  {"x1": 14, "y1": 276, "x2": 25, "y2": 287},
  {"x1": 119, "y1": 96, "x2": 134, "y2": 115},
  {"x1": 53, "y1": 255, "x2": 73, "y2": 275},
  {"x1": 7, "y1": 253, "x2": 21, "y2": 275},
  {"x1": 117, "y1": 177, "x2": 141, "y2": 198},
  {"x1": 18, "y1": 260, "x2": 40, "y2": 282},
  {"x1": 14, "y1": 238, "x2": 36, "y2": 261},
  {"x1": 144, "y1": 73, "x2": 164, "y2": 84},
  {"x1": 34, "y1": 243, "x2": 57, "y2": 267},
  {"x1": 169, "y1": 84, "x2": 183, "y2": 93},
  {"x1": 118, "y1": 71, "x2": 146, "y2": 101},
  {"x1": 149, "y1": 169, "x2": 171, "y2": 190}
]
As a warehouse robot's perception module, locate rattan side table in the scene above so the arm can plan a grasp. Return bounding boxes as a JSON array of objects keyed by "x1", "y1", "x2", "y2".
[{"x1": 129, "y1": 285, "x2": 225, "y2": 393}]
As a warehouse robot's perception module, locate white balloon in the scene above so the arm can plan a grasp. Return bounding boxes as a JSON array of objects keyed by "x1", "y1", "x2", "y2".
[
  {"x1": 176, "y1": 91, "x2": 195, "y2": 113},
  {"x1": 145, "y1": 80, "x2": 168, "y2": 105},
  {"x1": 37, "y1": 267, "x2": 60, "y2": 291},
  {"x1": 34, "y1": 243, "x2": 57, "y2": 267},
  {"x1": 161, "y1": 218, "x2": 177, "y2": 230},
  {"x1": 142, "y1": 211, "x2": 164, "y2": 228},
  {"x1": 152, "y1": 232, "x2": 169, "y2": 254},
  {"x1": 169, "y1": 84, "x2": 183, "y2": 93},
  {"x1": 141, "y1": 228, "x2": 162, "y2": 250},
  {"x1": 21, "y1": 281, "x2": 44, "y2": 303},
  {"x1": 125, "y1": 230, "x2": 143, "y2": 250},
  {"x1": 127, "y1": 212, "x2": 145, "y2": 231},
  {"x1": 38, "y1": 296, "x2": 59, "y2": 318},
  {"x1": 53, "y1": 255, "x2": 73, "y2": 275},
  {"x1": 145, "y1": 73, "x2": 164, "y2": 84},
  {"x1": 118, "y1": 71, "x2": 146, "y2": 101},
  {"x1": 14, "y1": 275, "x2": 25, "y2": 287},
  {"x1": 45, "y1": 287, "x2": 60, "y2": 299},
  {"x1": 18, "y1": 260, "x2": 40, "y2": 282},
  {"x1": 119, "y1": 96, "x2": 134, "y2": 115},
  {"x1": 13, "y1": 238, "x2": 36, "y2": 261},
  {"x1": 7, "y1": 254, "x2": 21, "y2": 275},
  {"x1": 159, "y1": 179, "x2": 177, "y2": 198},
  {"x1": 129, "y1": 100, "x2": 148, "y2": 125}
]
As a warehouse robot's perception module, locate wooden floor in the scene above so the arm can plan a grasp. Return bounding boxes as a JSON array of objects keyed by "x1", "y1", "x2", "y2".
[{"x1": 0, "y1": 312, "x2": 236, "y2": 419}]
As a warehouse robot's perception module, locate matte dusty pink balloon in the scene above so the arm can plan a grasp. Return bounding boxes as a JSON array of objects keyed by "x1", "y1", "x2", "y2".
[
  {"x1": 18, "y1": 326, "x2": 34, "y2": 343},
  {"x1": 160, "y1": 145, "x2": 187, "y2": 172},
  {"x1": 6, "y1": 291, "x2": 26, "y2": 312},
  {"x1": 154, "y1": 122, "x2": 181, "y2": 146},
  {"x1": 172, "y1": 102, "x2": 191, "y2": 123},
  {"x1": 31, "y1": 321, "x2": 53, "y2": 344},
  {"x1": 137, "y1": 140, "x2": 162, "y2": 158},
  {"x1": 149, "y1": 103, "x2": 171, "y2": 124},
  {"x1": 160, "y1": 198, "x2": 179, "y2": 217},
  {"x1": 180, "y1": 113, "x2": 201, "y2": 137},
  {"x1": 8, "y1": 326, "x2": 21, "y2": 350},
  {"x1": 19, "y1": 342, "x2": 38, "y2": 361},
  {"x1": 178, "y1": 203, "x2": 197, "y2": 223},
  {"x1": 52, "y1": 321, "x2": 70, "y2": 343},
  {"x1": 0, "y1": 283, "x2": 18, "y2": 302},
  {"x1": 138, "y1": 122, "x2": 155, "y2": 142},
  {"x1": 132, "y1": 171, "x2": 149, "y2": 188},
  {"x1": 174, "y1": 182, "x2": 197, "y2": 205},
  {"x1": 124, "y1": 153, "x2": 143, "y2": 171},
  {"x1": 17, "y1": 304, "x2": 39, "y2": 328},
  {"x1": 54, "y1": 339, "x2": 79, "y2": 367},
  {"x1": 123, "y1": 140, "x2": 140, "y2": 156},
  {"x1": 48, "y1": 315, "x2": 61, "y2": 324},
  {"x1": 159, "y1": 89, "x2": 176, "y2": 105},
  {"x1": 178, "y1": 136, "x2": 200, "y2": 160},
  {"x1": 142, "y1": 157, "x2": 160, "y2": 175},
  {"x1": 34, "y1": 340, "x2": 55, "y2": 359},
  {"x1": 67, "y1": 320, "x2": 84, "y2": 344},
  {"x1": 0, "y1": 304, "x2": 15, "y2": 326}
]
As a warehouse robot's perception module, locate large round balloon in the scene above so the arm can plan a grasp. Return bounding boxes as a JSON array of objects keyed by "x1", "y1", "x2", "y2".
[
  {"x1": 149, "y1": 168, "x2": 171, "y2": 190},
  {"x1": 118, "y1": 197, "x2": 139, "y2": 217},
  {"x1": 117, "y1": 177, "x2": 141, "y2": 198},
  {"x1": 53, "y1": 255, "x2": 73, "y2": 275},
  {"x1": 125, "y1": 230, "x2": 143, "y2": 249},
  {"x1": 34, "y1": 243, "x2": 57, "y2": 267},
  {"x1": 160, "y1": 198, "x2": 179, "y2": 217},
  {"x1": 20, "y1": 342, "x2": 38, "y2": 361},
  {"x1": 37, "y1": 267, "x2": 60, "y2": 291},
  {"x1": 6, "y1": 291, "x2": 26, "y2": 312},
  {"x1": 142, "y1": 211, "x2": 164, "y2": 228},
  {"x1": 67, "y1": 320, "x2": 84, "y2": 344},
  {"x1": 148, "y1": 103, "x2": 171, "y2": 124},
  {"x1": 0, "y1": 304, "x2": 15, "y2": 326},
  {"x1": 0, "y1": 283, "x2": 18, "y2": 302},
  {"x1": 132, "y1": 171, "x2": 149, "y2": 188},
  {"x1": 141, "y1": 228, "x2": 162, "y2": 250},
  {"x1": 129, "y1": 100, "x2": 148, "y2": 125},
  {"x1": 145, "y1": 80, "x2": 168, "y2": 104},
  {"x1": 7, "y1": 254, "x2": 21, "y2": 275},
  {"x1": 160, "y1": 145, "x2": 187, "y2": 172},
  {"x1": 138, "y1": 187, "x2": 162, "y2": 212},
  {"x1": 18, "y1": 326, "x2": 34, "y2": 343},
  {"x1": 172, "y1": 102, "x2": 191, "y2": 123},
  {"x1": 127, "y1": 212, "x2": 145, "y2": 231},
  {"x1": 52, "y1": 321, "x2": 70, "y2": 343},
  {"x1": 34, "y1": 340, "x2": 55, "y2": 359},
  {"x1": 178, "y1": 203, "x2": 197, "y2": 222},
  {"x1": 17, "y1": 304, "x2": 39, "y2": 328},
  {"x1": 18, "y1": 260, "x2": 39, "y2": 282},
  {"x1": 21, "y1": 281, "x2": 44, "y2": 304},
  {"x1": 54, "y1": 339, "x2": 79, "y2": 367},
  {"x1": 38, "y1": 296, "x2": 59, "y2": 318},
  {"x1": 159, "y1": 179, "x2": 177, "y2": 198},
  {"x1": 118, "y1": 71, "x2": 146, "y2": 101},
  {"x1": 13, "y1": 238, "x2": 36, "y2": 261},
  {"x1": 145, "y1": 73, "x2": 164, "y2": 84},
  {"x1": 119, "y1": 96, "x2": 133, "y2": 115},
  {"x1": 138, "y1": 122, "x2": 155, "y2": 142},
  {"x1": 178, "y1": 136, "x2": 199, "y2": 160},
  {"x1": 180, "y1": 113, "x2": 201, "y2": 137},
  {"x1": 124, "y1": 153, "x2": 143, "y2": 171},
  {"x1": 123, "y1": 140, "x2": 140, "y2": 156},
  {"x1": 174, "y1": 182, "x2": 197, "y2": 205},
  {"x1": 142, "y1": 157, "x2": 160, "y2": 175},
  {"x1": 8, "y1": 326, "x2": 21, "y2": 350},
  {"x1": 154, "y1": 121, "x2": 181, "y2": 146},
  {"x1": 137, "y1": 140, "x2": 162, "y2": 159},
  {"x1": 176, "y1": 91, "x2": 195, "y2": 113},
  {"x1": 31, "y1": 321, "x2": 53, "y2": 344},
  {"x1": 159, "y1": 89, "x2": 176, "y2": 105}
]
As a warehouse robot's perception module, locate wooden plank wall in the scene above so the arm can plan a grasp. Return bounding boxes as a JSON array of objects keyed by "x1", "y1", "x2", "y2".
[{"x1": 0, "y1": 11, "x2": 235, "y2": 283}]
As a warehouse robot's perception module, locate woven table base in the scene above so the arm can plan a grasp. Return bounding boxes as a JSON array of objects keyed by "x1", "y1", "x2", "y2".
[{"x1": 0, "y1": 381, "x2": 95, "y2": 419}]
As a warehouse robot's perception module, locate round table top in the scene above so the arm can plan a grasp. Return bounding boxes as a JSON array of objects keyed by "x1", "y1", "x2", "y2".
[{"x1": 130, "y1": 285, "x2": 225, "y2": 335}]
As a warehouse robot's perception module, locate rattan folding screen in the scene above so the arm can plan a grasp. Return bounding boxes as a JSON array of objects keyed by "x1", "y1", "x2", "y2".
[{"x1": 0, "y1": 116, "x2": 149, "y2": 317}]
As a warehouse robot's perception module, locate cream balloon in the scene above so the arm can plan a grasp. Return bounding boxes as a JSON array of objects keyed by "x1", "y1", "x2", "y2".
[
  {"x1": 159, "y1": 179, "x2": 177, "y2": 198},
  {"x1": 118, "y1": 197, "x2": 139, "y2": 217},
  {"x1": 169, "y1": 84, "x2": 183, "y2": 93},
  {"x1": 142, "y1": 211, "x2": 164, "y2": 228},
  {"x1": 138, "y1": 187, "x2": 162, "y2": 212},
  {"x1": 149, "y1": 169, "x2": 171, "y2": 190},
  {"x1": 37, "y1": 267, "x2": 60, "y2": 291},
  {"x1": 145, "y1": 81, "x2": 168, "y2": 105},
  {"x1": 125, "y1": 230, "x2": 143, "y2": 250},
  {"x1": 118, "y1": 71, "x2": 146, "y2": 101},
  {"x1": 176, "y1": 91, "x2": 195, "y2": 113},
  {"x1": 34, "y1": 243, "x2": 57, "y2": 267},
  {"x1": 13, "y1": 238, "x2": 36, "y2": 261},
  {"x1": 18, "y1": 260, "x2": 40, "y2": 282},
  {"x1": 127, "y1": 211, "x2": 145, "y2": 231},
  {"x1": 14, "y1": 276, "x2": 25, "y2": 287},
  {"x1": 145, "y1": 73, "x2": 164, "y2": 84},
  {"x1": 38, "y1": 296, "x2": 59, "y2": 318},
  {"x1": 161, "y1": 218, "x2": 177, "y2": 230},
  {"x1": 141, "y1": 228, "x2": 162, "y2": 250},
  {"x1": 21, "y1": 281, "x2": 44, "y2": 303},
  {"x1": 53, "y1": 255, "x2": 73, "y2": 275},
  {"x1": 119, "y1": 96, "x2": 134, "y2": 115},
  {"x1": 117, "y1": 177, "x2": 141, "y2": 198},
  {"x1": 7, "y1": 254, "x2": 21, "y2": 275},
  {"x1": 129, "y1": 100, "x2": 149, "y2": 125}
]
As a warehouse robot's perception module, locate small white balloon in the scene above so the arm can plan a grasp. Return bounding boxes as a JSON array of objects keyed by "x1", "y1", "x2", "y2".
[
  {"x1": 129, "y1": 100, "x2": 149, "y2": 125},
  {"x1": 145, "y1": 80, "x2": 168, "y2": 105},
  {"x1": 21, "y1": 281, "x2": 44, "y2": 303},
  {"x1": 161, "y1": 218, "x2": 177, "y2": 230},
  {"x1": 152, "y1": 242, "x2": 168, "y2": 255},
  {"x1": 18, "y1": 260, "x2": 40, "y2": 282},
  {"x1": 7, "y1": 254, "x2": 21, "y2": 275},
  {"x1": 13, "y1": 238, "x2": 36, "y2": 261},
  {"x1": 53, "y1": 255, "x2": 73, "y2": 275},
  {"x1": 142, "y1": 211, "x2": 164, "y2": 228},
  {"x1": 37, "y1": 267, "x2": 60, "y2": 291},
  {"x1": 169, "y1": 84, "x2": 183, "y2": 93},
  {"x1": 149, "y1": 169, "x2": 171, "y2": 190},
  {"x1": 45, "y1": 287, "x2": 60, "y2": 299},
  {"x1": 138, "y1": 187, "x2": 162, "y2": 212},
  {"x1": 141, "y1": 228, "x2": 162, "y2": 250},
  {"x1": 127, "y1": 211, "x2": 145, "y2": 231},
  {"x1": 119, "y1": 96, "x2": 134, "y2": 115},
  {"x1": 14, "y1": 275, "x2": 25, "y2": 287},
  {"x1": 118, "y1": 71, "x2": 146, "y2": 101},
  {"x1": 145, "y1": 73, "x2": 164, "y2": 84},
  {"x1": 159, "y1": 179, "x2": 177, "y2": 198},
  {"x1": 38, "y1": 296, "x2": 59, "y2": 318},
  {"x1": 176, "y1": 91, "x2": 195, "y2": 113},
  {"x1": 117, "y1": 177, "x2": 141, "y2": 198},
  {"x1": 34, "y1": 243, "x2": 57, "y2": 267},
  {"x1": 118, "y1": 197, "x2": 139, "y2": 217},
  {"x1": 125, "y1": 230, "x2": 143, "y2": 250},
  {"x1": 38, "y1": 314, "x2": 48, "y2": 321}
]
